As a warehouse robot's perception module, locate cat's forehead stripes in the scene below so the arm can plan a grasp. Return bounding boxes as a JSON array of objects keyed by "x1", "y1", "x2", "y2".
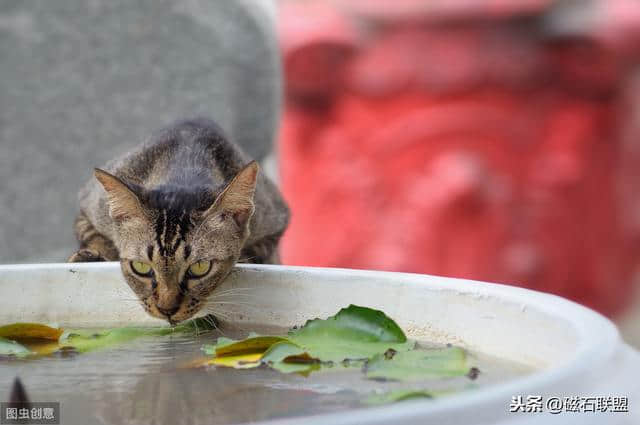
[
  {"x1": 154, "y1": 208, "x2": 193, "y2": 259},
  {"x1": 145, "y1": 185, "x2": 207, "y2": 260}
]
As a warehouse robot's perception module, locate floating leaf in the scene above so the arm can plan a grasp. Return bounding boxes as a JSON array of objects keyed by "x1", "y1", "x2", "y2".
[
  {"x1": 261, "y1": 341, "x2": 318, "y2": 374},
  {"x1": 292, "y1": 305, "x2": 407, "y2": 343},
  {"x1": 271, "y1": 360, "x2": 320, "y2": 375},
  {"x1": 261, "y1": 341, "x2": 306, "y2": 362},
  {"x1": 0, "y1": 323, "x2": 63, "y2": 341},
  {"x1": 61, "y1": 328, "x2": 162, "y2": 353},
  {"x1": 366, "y1": 347, "x2": 470, "y2": 381},
  {"x1": 21, "y1": 340, "x2": 63, "y2": 357},
  {"x1": 214, "y1": 336, "x2": 289, "y2": 357},
  {"x1": 192, "y1": 335, "x2": 274, "y2": 369},
  {"x1": 210, "y1": 352, "x2": 263, "y2": 369},
  {"x1": 206, "y1": 305, "x2": 415, "y2": 373},
  {"x1": 206, "y1": 336, "x2": 290, "y2": 369},
  {"x1": 0, "y1": 315, "x2": 215, "y2": 357},
  {"x1": 0, "y1": 337, "x2": 32, "y2": 357},
  {"x1": 364, "y1": 390, "x2": 433, "y2": 405},
  {"x1": 202, "y1": 337, "x2": 236, "y2": 355},
  {"x1": 291, "y1": 338, "x2": 415, "y2": 364},
  {"x1": 287, "y1": 305, "x2": 415, "y2": 363},
  {"x1": 201, "y1": 333, "x2": 264, "y2": 356},
  {"x1": 60, "y1": 315, "x2": 218, "y2": 353}
]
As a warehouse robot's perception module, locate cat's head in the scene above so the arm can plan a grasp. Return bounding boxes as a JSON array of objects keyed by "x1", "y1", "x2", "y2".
[{"x1": 94, "y1": 161, "x2": 258, "y2": 324}]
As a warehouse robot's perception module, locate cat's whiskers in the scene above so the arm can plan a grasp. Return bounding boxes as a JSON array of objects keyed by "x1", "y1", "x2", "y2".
[
  {"x1": 207, "y1": 292, "x2": 257, "y2": 302},
  {"x1": 193, "y1": 317, "x2": 201, "y2": 337},
  {"x1": 209, "y1": 286, "x2": 253, "y2": 296},
  {"x1": 202, "y1": 302, "x2": 239, "y2": 315},
  {"x1": 71, "y1": 121, "x2": 289, "y2": 319},
  {"x1": 194, "y1": 313, "x2": 232, "y2": 337},
  {"x1": 238, "y1": 255, "x2": 259, "y2": 263},
  {"x1": 208, "y1": 292, "x2": 258, "y2": 301},
  {"x1": 202, "y1": 308, "x2": 233, "y2": 322},
  {"x1": 201, "y1": 315, "x2": 225, "y2": 336},
  {"x1": 205, "y1": 301, "x2": 259, "y2": 310},
  {"x1": 203, "y1": 304, "x2": 262, "y2": 329},
  {"x1": 205, "y1": 293, "x2": 258, "y2": 303},
  {"x1": 207, "y1": 297, "x2": 257, "y2": 306},
  {"x1": 197, "y1": 307, "x2": 260, "y2": 336}
]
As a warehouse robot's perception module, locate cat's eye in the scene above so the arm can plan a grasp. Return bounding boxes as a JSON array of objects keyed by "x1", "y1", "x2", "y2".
[
  {"x1": 131, "y1": 261, "x2": 153, "y2": 277},
  {"x1": 187, "y1": 260, "x2": 212, "y2": 278}
]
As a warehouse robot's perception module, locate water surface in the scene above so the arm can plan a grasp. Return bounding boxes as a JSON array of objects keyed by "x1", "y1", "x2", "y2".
[{"x1": 0, "y1": 323, "x2": 533, "y2": 425}]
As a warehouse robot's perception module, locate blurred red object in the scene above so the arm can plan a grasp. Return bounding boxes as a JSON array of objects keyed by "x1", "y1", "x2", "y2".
[{"x1": 277, "y1": 0, "x2": 640, "y2": 316}]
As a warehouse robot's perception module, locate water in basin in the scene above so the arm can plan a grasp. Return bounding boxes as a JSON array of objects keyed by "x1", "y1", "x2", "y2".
[{"x1": 0, "y1": 322, "x2": 533, "y2": 425}]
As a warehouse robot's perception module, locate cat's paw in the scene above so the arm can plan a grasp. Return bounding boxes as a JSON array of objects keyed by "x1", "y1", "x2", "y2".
[{"x1": 67, "y1": 249, "x2": 106, "y2": 263}]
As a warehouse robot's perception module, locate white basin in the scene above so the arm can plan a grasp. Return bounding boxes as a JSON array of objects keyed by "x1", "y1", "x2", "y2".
[{"x1": 0, "y1": 262, "x2": 638, "y2": 424}]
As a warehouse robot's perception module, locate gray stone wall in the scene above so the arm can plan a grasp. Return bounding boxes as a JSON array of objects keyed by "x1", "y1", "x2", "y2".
[{"x1": 0, "y1": 0, "x2": 281, "y2": 263}]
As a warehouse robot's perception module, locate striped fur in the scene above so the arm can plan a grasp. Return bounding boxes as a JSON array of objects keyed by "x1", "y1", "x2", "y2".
[{"x1": 69, "y1": 118, "x2": 289, "y2": 323}]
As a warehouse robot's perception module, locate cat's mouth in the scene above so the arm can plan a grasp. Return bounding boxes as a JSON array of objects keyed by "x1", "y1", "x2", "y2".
[
  {"x1": 142, "y1": 296, "x2": 202, "y2": 324},
  {"x1": 156, "y1": 306, "x2": 180, "y2": 325}
]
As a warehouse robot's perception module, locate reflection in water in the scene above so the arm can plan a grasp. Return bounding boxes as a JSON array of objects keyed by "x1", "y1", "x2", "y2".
[{"x1": 99, "y1": 369, "x2": 356, "y2": 425}]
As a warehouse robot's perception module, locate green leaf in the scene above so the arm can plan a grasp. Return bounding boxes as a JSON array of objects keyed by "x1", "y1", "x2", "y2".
[
  {"x1": 202, "y1": 337, "x2": 237, "y2": 355},
  {"x1": 61, "y1": 327, "x2": 168, "y2": 353},
  {"x1": 0, "y1": 316, "x2": 216, "y2": 358},
  {"x1": 287, "y1": 305, "x2": 415, "y2": 363},
  {"x1": 271, "y1": 360, "x2": 320, "y2": 375},
  {"x1": 261, "y1": 341, "x2": 319, "y2": 374},
  {"x1": 364, "y1": 390, "x2": 433, "y2": 405},
  {"x1": 365, "y1": 347, "x2": 470, "y2": 381},
  {"x1": 61, "y1": 316, "x2": 216, "y2": 353},
  {"x1": 261, "y1": 341, "x2": 306, "y2": 362},
  {"x1": 207, "y1": 305, "x2": 415, "y2": 374},
  {"x1": 0, "y1": 337, "x2": 32, "y2": 357},
  {"x1": 291, "y1": 305, "x2": 407, "y2": 343},
  {"x1": 291, "y1": 338, "x2": 415, "y2": 364}
]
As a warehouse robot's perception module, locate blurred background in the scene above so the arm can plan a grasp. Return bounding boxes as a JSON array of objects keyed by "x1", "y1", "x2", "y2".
[
  {"x1": 274, "y1": 0, "x2": 640, "y2": 347},
  {"x1": 1, "y1": 0, "x2": 640, "y2": 347}
]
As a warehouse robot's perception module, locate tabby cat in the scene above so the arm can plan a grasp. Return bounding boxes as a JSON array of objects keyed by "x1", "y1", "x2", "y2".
[{"x1": 69, "y1": 118, "x2": 289, "y2": 324}]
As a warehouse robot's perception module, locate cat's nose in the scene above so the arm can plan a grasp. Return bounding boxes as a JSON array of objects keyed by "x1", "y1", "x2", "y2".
[{"x1": 157, "y1": 305, "x2": 179, "y2": 317}]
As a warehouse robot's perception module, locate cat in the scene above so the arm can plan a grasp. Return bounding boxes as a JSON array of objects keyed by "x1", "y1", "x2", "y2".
[{"x1": 68, "y1": 118, "x2": 289, "y2": 324}]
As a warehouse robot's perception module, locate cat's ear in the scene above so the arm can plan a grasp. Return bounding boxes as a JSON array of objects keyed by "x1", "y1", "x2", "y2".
[
  {"x1": 94, "y1": 168, "x2": 146, "y2": 222},
  {"x1": 205, "y1": 161, "x2": 259, "y2": 228}
]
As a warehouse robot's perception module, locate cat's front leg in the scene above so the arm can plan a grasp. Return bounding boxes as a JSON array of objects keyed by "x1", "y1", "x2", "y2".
[
  {"x1": 68, "y1": 248, "x2": 106, "y2": 262},
  {"x1": 68, "y1": 212, "x2": 119, "y2": 262}
]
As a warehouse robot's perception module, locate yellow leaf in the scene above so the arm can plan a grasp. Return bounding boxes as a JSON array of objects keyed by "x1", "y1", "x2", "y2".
[
  {"x1": 215, "y1": 336, "x2": 288, "y2": 357},
  {"x1": 21, "y1": 341, "x2": 62, "y2": 356},
  {"x1": 210, "y1": 352, "x2": 263, "y2": 369},
  {"x1": 0, "y1": 323, "x2": 63, "y2": 341}
]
